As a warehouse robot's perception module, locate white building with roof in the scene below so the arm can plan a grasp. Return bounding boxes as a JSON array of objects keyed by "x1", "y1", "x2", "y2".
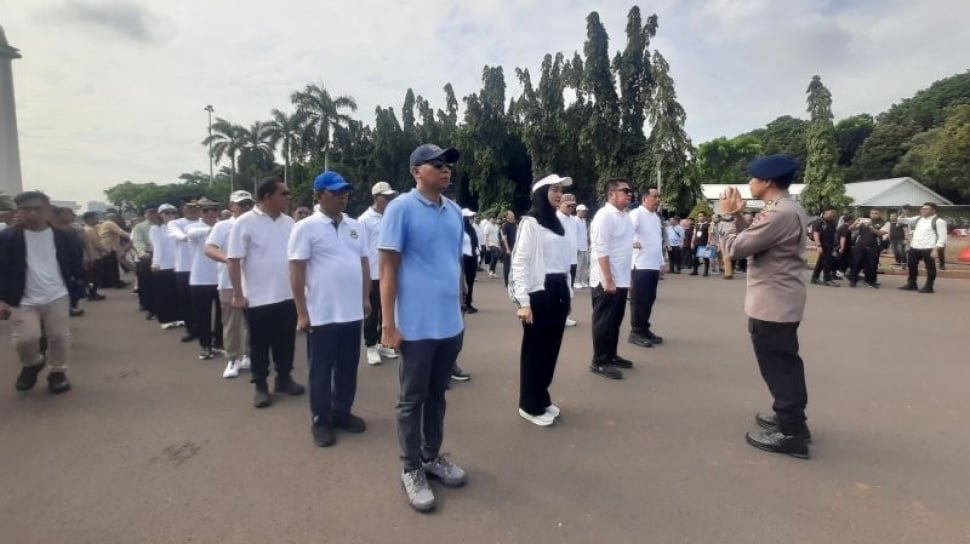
[{"x1": 702, "y1": 177, "x2": 953, "y2": 210}]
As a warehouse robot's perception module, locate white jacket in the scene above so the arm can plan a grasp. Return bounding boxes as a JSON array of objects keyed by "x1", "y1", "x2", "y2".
[{"x1": 508, "y1": 216, "x2": 572, "y2": 308}]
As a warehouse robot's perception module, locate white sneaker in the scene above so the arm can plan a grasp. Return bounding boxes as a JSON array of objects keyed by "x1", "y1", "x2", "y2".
[
  {"x1": 573, "y1": 283, "x2": 583, "y2": 289},
  {"x1": 366, "y1": 346, "x2": 382, "y2": 365},
  {"x1": 222, "y1": 360, "x2": 239, "y2": 379},
  {"x1": 519, "y1": 408, "x2": 555, "y2": 426},
  {"x1": 545, "y1": 404, "x2": 561, "y2": 419},
  {"x1": 565, "y1": 317, "x2": 577, "y2": 327},
  {"x1": 377, "y1": 346, "x2": 399, "y2": 359},
  {"x1": 160, "y1": 322, "x2": 177, "y2": 330},
  {"x1": 239, "y1": 355, "x2": 251, "y2": 370}
]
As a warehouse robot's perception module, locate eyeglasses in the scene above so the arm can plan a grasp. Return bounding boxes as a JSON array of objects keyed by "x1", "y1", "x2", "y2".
[{"x1": 421, "y1": 160, "x2": 453, "y2": 170}]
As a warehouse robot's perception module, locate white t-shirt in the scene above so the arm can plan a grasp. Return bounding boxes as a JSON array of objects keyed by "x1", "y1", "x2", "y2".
[
  {"x1": 168, "y1": 218, "x2": 199, "y2": 272},
  {"x1": 630, "y1": 207, "x2": 665, "y2": 270},
  {"x1": 589, "y1": 203, "x2": 634, "y2": 288},
  {"x1": 574, "y1": 216, "x2": 589, "y2": 251},
  {"x1": 556, "y1": 211, "x2": 579, "y2": 265},
  {"x1": 22, "y1": 228, "x2": 68, "y2": 305},
  {"x1": 186, "y1": 222, "x2": 218, "y2": 286},
  {"x1": 462, "y1": 231, "x2": 473, "y2": 257},
  {"x1": 206, "y1": 218, "x2": 235, "y2": 290},
  {"x1": 473, "y1": 222, "x2": 485, "y2": 247},
  {"x1": 287, "y1": 213, "x2": 368, "y2": 326},
  {"x1": 227, "y1": 207, "x2": 294, "y2": 308},
  {"x1": 150, "y1": 223, "x2": 176, "y2": 270},
  {"x1": 483, "y1": 221, "x2": 501, "y2": 248},
  {"x1": 357, "y1": 206, "x2": 383, "y2": 281}
]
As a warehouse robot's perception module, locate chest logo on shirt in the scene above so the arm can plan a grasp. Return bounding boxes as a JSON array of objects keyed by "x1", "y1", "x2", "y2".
[{"x1": 349, "y1": 229, "x2": 359, "y2": 240}]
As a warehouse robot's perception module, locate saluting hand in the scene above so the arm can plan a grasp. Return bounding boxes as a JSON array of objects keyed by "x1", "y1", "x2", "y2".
[{"x1": 718, "y1": 187, "x2": 745, "y2": 215}]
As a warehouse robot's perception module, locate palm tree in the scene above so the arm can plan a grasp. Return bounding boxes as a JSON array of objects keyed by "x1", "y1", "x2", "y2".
[
  {"x1": 236, "y1": 121, "x2": 276, "y2": 192},
  {"x1": 264, "y1": 109, "x2": 306, "y2": 183},
  {"x1": 202, "y1": 118, "x2": 244, "y2": 189},
  {"x1": 290, "y1": 83, "x2": 358, "y2": 167},
  {"x1": 178, "y1": 171, "x2": 211, "y2": 185}
]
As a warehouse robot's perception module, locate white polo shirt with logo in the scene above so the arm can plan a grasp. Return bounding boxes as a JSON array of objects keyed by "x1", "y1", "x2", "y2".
[
  {"x1": 287, "y1": 212, "x2": 368, "y2": 326},
  {"x1": 206, "y1": 218, "x2": 235, "y2": 291},
  {"x1": 227, "y1": 206, "x2": 294, "y2": 308}
]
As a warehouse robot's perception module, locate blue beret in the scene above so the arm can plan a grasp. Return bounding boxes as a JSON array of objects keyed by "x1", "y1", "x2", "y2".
[
  {"x1": 313, "y1": 171, "x2": 352, "y2": 192},
  {"x1": 747, "y1": 154, "x2": 799, "y2": 180}
]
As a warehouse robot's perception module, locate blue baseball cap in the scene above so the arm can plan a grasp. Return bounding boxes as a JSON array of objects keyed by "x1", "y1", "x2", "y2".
[
  {"x1": 409, "y1": 144, "x2": 460, "y2": 167},
  {"x1": 313, "y1": 171, "x2": 352, "y2": 192},
  {"x1": 747, "y1": 154, "x2": 799, "y2": 180}
]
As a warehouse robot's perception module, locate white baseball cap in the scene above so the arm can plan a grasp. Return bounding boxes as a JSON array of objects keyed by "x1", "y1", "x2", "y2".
[
  {"x1": 461, "y1": 208, "x2": 476, "y2": 217},
  {"x1": 230, "y1": 190, "x2": 254, "y2": 203},
  {"x1": 576, "y1": 204, "x2": 588, "y2": 211},
  {"x1": 158, "y1": 203, "x2": 177, "y2": 213},
  {"x1": 371, "y1": 181, "x2": 398, "y2": 196},
  {"x1": 531, "y1": 174, "x2": 572, "y2": 194}
]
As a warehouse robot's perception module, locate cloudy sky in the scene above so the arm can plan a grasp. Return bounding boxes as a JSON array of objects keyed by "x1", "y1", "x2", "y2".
[{"x1": 3, "y1": 0, "x2": 969, "y2": 205}]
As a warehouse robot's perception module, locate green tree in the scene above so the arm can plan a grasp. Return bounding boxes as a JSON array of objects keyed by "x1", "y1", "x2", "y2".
[
  {"x1": 846, "y1": 122, "x2": 920, "y2": 181},
  {"x1": 236, "y1": 121, "x2": 276, "y2": 192},
  {"x1": 695, "y1": 135, "x2": 762, "y2": 184},
  {"x1": 895, "y1": 104, "x2": 970, "y2": 202},
  {"x1": 801, "y1": 75, "x2": 851, "y2": 213},
  {"x1": 834, "y1": 114, "x2": 874, "y2": 166},
  {"x1": 290, "y1": 83, "x2": 357, "y2": 163},
  {"x1": 265, "y1": 109, "x2": 306, "y2": 184},
  {"x1": 879, "y1": 71, "x2": 970, "y2": 130},
  {"x1": 760, "y1": 115, "x2": 809, "y2": 162},
  {"x1": 613, "y1": 7, "x2": 657, "y2": 164},
  {"x1": 202, "y1": 118, "x2": 244, "y2": 189},
  {"x1": 581, "y1": 12, "x2": 622, "y2": 186}
]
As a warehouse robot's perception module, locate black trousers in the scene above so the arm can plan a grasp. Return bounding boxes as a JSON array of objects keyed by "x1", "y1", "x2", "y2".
[
  {"x1": 363, "y1": 279, "x2": 382, "y2": 347},
  {"x1": 748, "y1": 318, "x2": 808, "y2": 435},
  {"x1": 190, "y1": 285, "x2": 223, "y2": 350},
  {"x1": 668, "y1": 247, "x2": 682, "y2": 273},
  {"x1": 462, "y1": 256, "x2": 477, "y2": 307},
  {"x1": 906, "y1": 248, "x2": 936, "y2": 288},
  {"x1": 487, "y1": 247, "x2": 501, "y2": 273},
  {"x1": 938, "y1": 247, "x2": 946, "y2": 270},
  {"x1": 519, "y1": 274, "x2": 570, "y2": 415},
  {"x1": 682, "y1": 246, "x2": 694, "y2": 270},
  {"x1": 630, "y1": 269, "x2": 659, "y2": 337},
  {"x1": 98, "y1": 251, "x2": 121, "y2": 288},
  {"x1": 692, "y1": 256, "x2": 710, "y2": 275},
  {"x1": 890, "y1": 240, "x2": 907, "y2": 265},
  {"x1": 811, "y1": 246, "x2": 834, "y2": 281},
  {"x1": 153, "y1": 269, "x2": 179, "y2": 324},
  {"x1": 569, "y1": 264, "x2": 577, "y2": 286},
  {"x1": 591, "y1": 285, "x2": 628, "y2": 364},
  {"x1": 308, "y1": 320, "x2": 362, "y2": 424},
  {"x1": 849, "y1": 245, "x2": 879, "y2": 284},
  {"x1": 175, "y1": 271, "x2": 195, "y2": 335},
  {"x1": 503, "y1": 253, "x2": 512, "y2": 287},
  {"x1": 136, "y1": 255, "x2": 154, "y2": 312},
  {"x1": 245, "y1": 299, "x2": 297, "y2": 384}
]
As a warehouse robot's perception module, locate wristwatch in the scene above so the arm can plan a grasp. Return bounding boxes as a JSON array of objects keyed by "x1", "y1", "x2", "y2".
[{"x1": 719, "y1": 213, "x2": 735, "y2": 221}]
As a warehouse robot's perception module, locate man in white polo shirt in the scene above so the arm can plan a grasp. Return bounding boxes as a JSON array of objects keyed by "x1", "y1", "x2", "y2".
[
  {"x1": 358, "y1": 180, "x2": 399, "y2": 366},
  {"x1": 290, "y1": 171, "x2": 370, "y2": 448},
  {"x1": 206, "y1": 191, "x2": 253, "y2": 378},
  {"x1": 897, "y1": 202, "x2": 948, "y2": 294},
  {"x1": 557, "y1": 194, "x2": 579, "y2": 327},
  {"x1": 575, "y1": 204, "x2": 590, "y2": 287},
  {"x1": 629, "y1": 188, "x2": 665, "y2": 349},
  {"x1": 168, "y1": 200, "x2": 201, "y2": 343},
  {"x1": 185, "y1": 197, "x2": 223, "y2": 361},
  {"x1": 588, "y1": 178, "x2": 635, "y2": 379},
  {"x1": 228, "y1": 176, "x2": 305, "y2": 408}
]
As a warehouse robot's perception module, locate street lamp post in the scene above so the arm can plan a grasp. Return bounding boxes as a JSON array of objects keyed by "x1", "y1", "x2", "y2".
[{"x1": 204, "y1": 105, "x2": 214, "y2": 187}]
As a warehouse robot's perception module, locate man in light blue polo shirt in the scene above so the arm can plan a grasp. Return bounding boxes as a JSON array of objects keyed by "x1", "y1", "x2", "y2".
[{"x1": 379, "y1": 143, "x2": 467, "y2": 512}]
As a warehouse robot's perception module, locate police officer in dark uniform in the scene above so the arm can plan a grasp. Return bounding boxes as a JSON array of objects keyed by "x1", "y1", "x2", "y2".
[
  {"x1": 715, "y1": 154, "x2": 812, "y2": 459},
  {"x1": 847, "y1": 209, "x2": 888, "y2": 288}
]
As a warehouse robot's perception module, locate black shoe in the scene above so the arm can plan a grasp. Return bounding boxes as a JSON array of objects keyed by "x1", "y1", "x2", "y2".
[
  {"x1": 333, "y1": 413, "x2": 367, "y2": 433},
  {"x1": 918, "y1": 286, "x2": 934, "y2": 294},
  {"x1": 898, "y1": 283, "x2": 918, "y2": 291},
  {"x1": 47, "y1": 372, "x2": 71, "y2": 394},
  {"x1": 865, "y1": 281, "x2": 880, "y2": 289},
  {"x1": 755, "y1": 413, "x2": 812, "y2": 443},
  {"x1": 114, "y1": 281, "x2": 131, "y2": 289},
  {"x1": 810, "y1": 278, "x2": 823, "y2": 285},
  {"x1": 88, "y1": 293, "x2": 106, "y2": 301},
  {"x1": 451, "y1": 367, "x2": 471, "y2": 381},
  {"x1": 590, "y1": 363, "x2": 623, "y2": 379},
  {"x1": 253, "y1": 383, "x2": 272, "y2": 408},
  {"x1": 15, "y1": 362, "x2": 46, "y2": 391},
  {"x1": 464, "y1": 305, "x2": 478, "y2": 315},
  {"x1": 644, "y1": 331, "x2": 663, "y2": 345},
  {"x1": 745, "y1": 429, "x2": 810, "y2": 459},
  {"x1": 823, "y1": 280, "x2": 840, "y2": 287},
  {"x1": 145, "y1": 312, "x2": 155, "y2": 321},
  {"x1": 198, "y1": 348, "x2": 215, "y2": 360},
  {"x1": 312, "y1": 423, "x2": 336, "y2": 447},
  {"x1": 849, "y1": 281, "x2": 857, "y2": 288},
  {"x1": 274, "y1": 376, "x2": 306, "y2": 396},
  {"x1": 689, "y1": 271, "x2": 698, "y2": 276},
  {"x1": 611, "y1": 355, "x2": 634, "y2": 369},
  {"x1": 628, "y1": 333, "x2": 653, "y2": 348},
  {"x1": 69, "y1": 307, "x2": 85, "y2": 317},
  {"x1": 180, "y1": 334, "x2": 197, "y2": 343},
  {"x1": 703, "y1": 272, "x2": 709, "y2": 277}
]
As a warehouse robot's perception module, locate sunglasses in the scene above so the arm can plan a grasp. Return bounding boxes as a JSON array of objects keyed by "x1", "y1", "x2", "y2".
[
  {"x1": 421, "y1": 160, "x2": 453, "y2": 170},
  {"x1": 614, "y1": 187, "x2": 633, "y2": 195}
]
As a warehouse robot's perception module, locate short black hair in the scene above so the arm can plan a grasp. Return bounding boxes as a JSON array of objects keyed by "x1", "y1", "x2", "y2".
[
  {"x1": 54, "y1": 206, "x2": 74, "y2": 216},
  {"x1": 822, "y1": 205, "x2": 837, "y2": 212},
  {"x1": 604, "y1": 178, "x2": 630, "y2": 194},
  {"x1": 256, "y1": 176, "x2": 284, "y2": 201},
  {"x1": 82, "y1": 211, "x2": 99, "y2": 221},
  {"x1": 14, "y1": 191, "x2": 50, "y2": 206},
  {"x1": 923, "y1": 202, "x2": 938, "y2": 211},
  {"x1": 142, "y1": 206, "x2": 158, "y2": 215}
]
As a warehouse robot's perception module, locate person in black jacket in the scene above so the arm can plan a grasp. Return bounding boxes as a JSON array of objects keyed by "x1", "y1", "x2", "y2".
[{"x1": 0, "y1": 192, "x2": 85, "y2": 394}]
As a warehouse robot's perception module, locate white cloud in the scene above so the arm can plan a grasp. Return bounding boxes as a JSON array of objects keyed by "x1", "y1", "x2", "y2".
[{"x1": 3, "y1": 0, "x2": 968, "y2": 204}]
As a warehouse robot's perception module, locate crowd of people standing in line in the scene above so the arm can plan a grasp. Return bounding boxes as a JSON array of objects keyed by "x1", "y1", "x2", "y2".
[{"x1": 0, "y1": 143, "x2": 954, "y2": 512}]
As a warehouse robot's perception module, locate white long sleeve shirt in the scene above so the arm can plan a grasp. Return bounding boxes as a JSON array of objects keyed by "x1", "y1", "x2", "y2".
[
  {"x1": 556, "y1": 211, "x2": 578, "y2": 265},
  {"x1": 630, "y1": 207, "x2": 665, "y2": 271},
  {"x1": 186, "y1": 222, "x2": 218, "y2": 286},
  {"x1": 901, "y1": 215, "x2": 947, "y2": 250},
  {"x1": 150, "y1": 223, "x2": 176, "y2": 270},
  {"x1": 168, "y1": 217, "x2": 198, "y2": 272},
  {"x1": 508, "y1": 216, "x2": 573, "y2": 308},
  {"x1": 574, "y1": 216, "x2": 589, "y2": 252},
  {"x1": 589, "y1": 203, "x2": 634, "y2": 288}
]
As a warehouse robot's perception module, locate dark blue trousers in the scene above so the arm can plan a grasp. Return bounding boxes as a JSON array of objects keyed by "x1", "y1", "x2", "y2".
[{"x1": 307, "y1": 320, "x2": 363, "y2": 425}]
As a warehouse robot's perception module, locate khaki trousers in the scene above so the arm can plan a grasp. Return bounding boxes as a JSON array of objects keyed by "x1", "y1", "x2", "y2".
[
  {"x1": 10, "y1": 296, "x2": 71, "y2": 372},
  {"x1": 219, "y1": 289, "x2": 248, "y2": 361}
]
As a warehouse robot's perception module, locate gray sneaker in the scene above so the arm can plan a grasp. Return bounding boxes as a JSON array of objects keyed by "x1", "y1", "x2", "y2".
[
  {"x1": 423, "y1": 455, "x2": 468, "y2": 487},
  {"x1": 401, "y1": 468, "x2": 435, "y2": 512}
]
